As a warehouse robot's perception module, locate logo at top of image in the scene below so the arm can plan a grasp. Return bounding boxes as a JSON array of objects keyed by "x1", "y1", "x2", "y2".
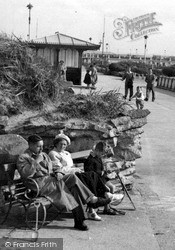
[{"x1": 113, "y1": 12, "x2": 162, "y2": 41}]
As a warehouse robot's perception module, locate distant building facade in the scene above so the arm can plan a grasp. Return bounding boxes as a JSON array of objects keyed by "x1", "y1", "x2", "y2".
[{"x1": 83, "y1": 50, "x2": 175, "y2": 67}]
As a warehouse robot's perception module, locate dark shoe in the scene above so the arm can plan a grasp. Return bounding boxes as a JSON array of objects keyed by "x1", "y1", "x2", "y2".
[
  {"x1": 74, "y1": 221, "x2": 89, "y2": 231},
  {"x1": 152, "y1": 99, "x2": 155, "y2": 102},
  {"x1": 103, "y1": 207, "x2": 126, "y2": 215},
  {"x1": 103, "y1": 208, "x2": 118, "y2": 215},
  {"x1": 144, "y1": 98, "x2": 148, "y2": 101},
  {"x1": 129, "y1": 98, "x2": 131, "y2": 101},
  {"x1": 88, "y1": 197, "x2": 111, "y2": 209}
]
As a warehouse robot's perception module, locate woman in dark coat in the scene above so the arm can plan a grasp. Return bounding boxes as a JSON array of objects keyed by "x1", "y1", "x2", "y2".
[{"x1": 84, "y1": 142, "x2": 124, "y2": 215}]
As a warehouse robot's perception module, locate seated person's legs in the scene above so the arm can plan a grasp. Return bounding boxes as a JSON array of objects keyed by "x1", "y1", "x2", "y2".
[
  {"x1": 62, "y1": 174, "x2": 111, "y2": 229},
  {"x1": 106, "y1": 181, "x2": 116, "y2": 194}
]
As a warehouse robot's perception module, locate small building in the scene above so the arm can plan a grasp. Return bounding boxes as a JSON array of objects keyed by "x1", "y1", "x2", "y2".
[{"x1": 29, "y1": 32, "x2": 100, "y2": 85}]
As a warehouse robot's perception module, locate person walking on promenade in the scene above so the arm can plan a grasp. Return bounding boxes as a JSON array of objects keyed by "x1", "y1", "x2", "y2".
[
  {"x1": 131, "y1": 86, "x2": 144, "y2": 109},
  {"x1": 144, "y1": 68, "x2": 155, "y2": 102},
  {"x1": 17, "y1": 134, "x2": 111, "y2": 231},
  {"x1": 83, "y1": 69, "x2": 91, "y2": 88},
  {"x1": 89, "y1": 63, "x2": 98, "y2": 88},
  {"x1": 58, "y1": 60, "x2": 67, "y2": 81},
  {"x1": 121, "y1": 66, "x2": 134, "y2": 101}
]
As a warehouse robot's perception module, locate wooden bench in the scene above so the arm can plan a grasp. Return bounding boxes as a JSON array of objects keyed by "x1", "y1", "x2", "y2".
[
  {"x1": 0, "y1": 150, "x2": 135, "y2": 232},
  {"x1": 0, "y1": 151, "x2": 91, "y2": 231},
  {"x1": 71, "y1": 150, "x2": 91, "y2": 163},
  {"x1": 0, "y1": 151, "x2": 91, "y2": 232},
  {"x1": 0, "y1": 163, "x2": 59, "y2": 231}
]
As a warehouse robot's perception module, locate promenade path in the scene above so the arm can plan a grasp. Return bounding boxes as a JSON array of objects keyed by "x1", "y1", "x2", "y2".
[{"x1": 1, "y1": 72, "x2": 175, "y2": 250}]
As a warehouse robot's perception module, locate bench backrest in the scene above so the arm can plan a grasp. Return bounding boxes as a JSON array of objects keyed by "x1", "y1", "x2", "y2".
[{"x1": 0, "y1": 163, "x2": 18, "y2": 185}]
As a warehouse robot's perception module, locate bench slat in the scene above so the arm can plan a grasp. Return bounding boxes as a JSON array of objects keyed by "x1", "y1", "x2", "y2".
[{"x1": 71, "y1": 150, "x2": 91, "y2": 160}]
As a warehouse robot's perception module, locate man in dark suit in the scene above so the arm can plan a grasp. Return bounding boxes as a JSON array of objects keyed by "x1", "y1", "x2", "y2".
[{"x1": 122, "y1": 66, "x2": 134, "y2": 101}]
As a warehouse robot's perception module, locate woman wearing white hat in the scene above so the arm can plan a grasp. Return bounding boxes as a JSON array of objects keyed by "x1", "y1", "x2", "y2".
[{"x1": 49, "y1": 133, "x2": 122, "y2": 220}]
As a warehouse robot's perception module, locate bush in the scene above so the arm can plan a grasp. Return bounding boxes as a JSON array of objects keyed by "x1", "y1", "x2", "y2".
[
  {"x1": 162, "y1": 67, "x2": 175, "y2": 77},
  {"x1": 108, "y1": 61, "x2": 149, "y2": 76},
  {"x1": 133, "y1": 67, "x2": 147, "y2": 75},
  {"x1": 0, "y1": 33, "x2": 61, "y2": 114},
  {"x1": 108, "y1": 62, "x2": 126, "y2": 72},
  {"x1": 58, "y1": 90, "x2": 129, "y2": 121},
  {"x1": 152, "y1": 69, "x2": 162, "y2": 76}
]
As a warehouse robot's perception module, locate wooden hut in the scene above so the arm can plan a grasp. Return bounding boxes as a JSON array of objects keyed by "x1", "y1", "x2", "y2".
[{"x1": 29, "y1": 32, "x2": 100, "y2": 85}]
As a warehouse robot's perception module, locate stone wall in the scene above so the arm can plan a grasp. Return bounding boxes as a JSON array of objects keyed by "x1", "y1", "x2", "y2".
[{"x1": 0, "y1": 108, "x2": 150, "y2": 188}]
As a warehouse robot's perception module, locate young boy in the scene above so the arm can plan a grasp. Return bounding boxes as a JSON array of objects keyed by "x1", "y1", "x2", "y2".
[
  {"x1": 131, "y1": 86, "x2": 144, "y2": 109},
  {"x1": 84, "y1": 142, "x2": 124, "y2": 215}
]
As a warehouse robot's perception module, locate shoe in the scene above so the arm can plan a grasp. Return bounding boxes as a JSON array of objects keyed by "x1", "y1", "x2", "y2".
[
  {"x1": 152, "y1": 99, "x2": 155, "y2": 102},
  {"x1": 103, "y1": 207, "x2": 119, "y2": 215},
  {"x1": 144, "y1": 98, "x2": 148, "y2": 101},
  {"x1": 110, "y1": 193, "x2": 124, "y2": 206},
  {"x1": 87, "y1": 212, "x2": 102, "y2": 221},
  {"x1": 74, "y1": 221, "x2": 89, "y2": 231},
  {"x1": 129, "y1": 98, "x2": 131, "y2": 101},
  {"x1": 103, "y1": 207, "x2": 126, "y2": 215},
  {"x1": 88, "y1": 197, "x2": 111, "y2": 209}
]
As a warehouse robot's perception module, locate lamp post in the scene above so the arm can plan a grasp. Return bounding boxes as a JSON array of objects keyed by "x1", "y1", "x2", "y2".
[
  {"x1": 27, "y1": 3, "x2": 33, "y2": 41},
  {"x1": 89, "y1": 38, "x2": 92, "y2": 63},
  {"x1": 106, "y1": 43, "x2": 109, "y2": 52},
  {"x1": 144, "y1": 35, "x2": 148, "y2": 64},
  {"x1": 129, "y1": 49, "x2": 132, "y2": 59},
  {"x1": 164, "y1": 50, "x2": 166, "y2": 58},
  {"x1": 101, "y1": 16, "x2": 105, "y2": 65}
]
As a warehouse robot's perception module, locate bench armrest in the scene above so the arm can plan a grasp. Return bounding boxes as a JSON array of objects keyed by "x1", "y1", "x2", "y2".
[{"x1": 24, "y1": 178, "x2": 40, "y2": 199}]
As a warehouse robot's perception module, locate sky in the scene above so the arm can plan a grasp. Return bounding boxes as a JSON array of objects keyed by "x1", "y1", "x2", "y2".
[{"x1": 0, "y1": 0, "x2": 175, "y2": 56}]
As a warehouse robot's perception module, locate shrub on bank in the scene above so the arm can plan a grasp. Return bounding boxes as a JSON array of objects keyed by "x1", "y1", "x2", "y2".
[
  {"x1": 0, "y1": 33, "x2": 60, "y2": 115},
  {"x1": 108, "y1": 61, "x2": 149, "y2": 76},
  {"x1": 108, "y1": 62, "x2": 126, "y2": 72},
  {"x1": 58, "y1": 90, "x2": 130, "y2": 121},
  {"x1": 162, "y1": 66, "x2": 175, "y2": 77}
]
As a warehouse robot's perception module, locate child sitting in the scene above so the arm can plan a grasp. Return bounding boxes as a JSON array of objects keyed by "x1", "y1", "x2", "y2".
[
  {"x1": 131, "y1": 86, "x2": 144, "y2": 109},
  {"x1": 84, "y1": 141, "x2": 124, "y2": 215}
]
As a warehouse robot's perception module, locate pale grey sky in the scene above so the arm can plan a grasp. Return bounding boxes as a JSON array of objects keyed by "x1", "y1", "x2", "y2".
[{"x1": 0, "y1": 0, "x2": 175, "y2": 56}]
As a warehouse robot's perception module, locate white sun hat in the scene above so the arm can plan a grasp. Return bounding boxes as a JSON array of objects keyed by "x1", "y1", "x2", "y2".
[{"x1": 54, "y1": 133, "x2": 71, "y2": 145}]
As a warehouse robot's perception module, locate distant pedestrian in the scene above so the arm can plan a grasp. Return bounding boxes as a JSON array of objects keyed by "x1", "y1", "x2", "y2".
[
  {"x1": 144, "y1": 68, "x2": 155, "y2": 102},
  {"x1": 89, "y1": 63, "x2": 98, "y2": 88},
  {"x1": 83, "y1": 69, "x2": 91, "y2": 88},
  {"x1": 131, "y1": 86, "x2": 144, "y2": 109},
  {"x1": 122, "y1": 66, "x2": 134, "y2": 101},
  {"x1": 58, "y1": 60, "x2": 67, "y2": 81}
]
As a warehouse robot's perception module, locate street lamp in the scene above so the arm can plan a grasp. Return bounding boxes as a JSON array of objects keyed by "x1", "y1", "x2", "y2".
[
  {"x1": 129, "y1": 49, "x2": 132, "y2": 59},
  {"x1": 144, "y1": 35, "x2": 148, "y2": 64},
  {"x1": 164, "y1": 50, "x2": 166, "y2": 58},
  {"x1": 27, "y1": 3, "x2": 33, "y2": 41},
  {"x1": 99, "y1": 40, "x2": 102, "y2": 51},
  {"x1": 106, "y1": 43, "x2": 109, "y2": 52},
  {"x1": 136, "y1": 49, "x2": 138, "y2": 56}
]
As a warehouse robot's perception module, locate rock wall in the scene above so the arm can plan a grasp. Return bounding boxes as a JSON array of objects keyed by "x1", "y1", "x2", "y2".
[{"x1": 0, "y1": 108, "x2": 150, "y2": 188}]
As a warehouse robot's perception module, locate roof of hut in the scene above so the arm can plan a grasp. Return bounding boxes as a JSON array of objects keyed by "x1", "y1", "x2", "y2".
[{"x1": 29, "y1": 32, "x2": 100, "y2": 51}]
